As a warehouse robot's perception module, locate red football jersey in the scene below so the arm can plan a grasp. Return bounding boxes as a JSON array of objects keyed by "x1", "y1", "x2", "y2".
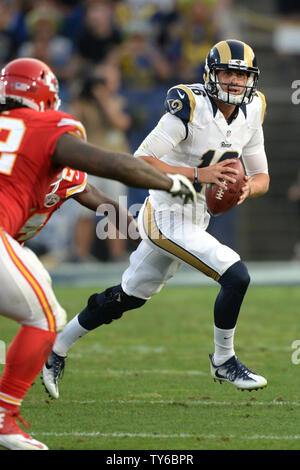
[
  {"x1": 0, "y1": 107, "x2": 86, "y2": 238},
  {"x1": 15, "y1": 168, "x2": 88, "y2": 243}
]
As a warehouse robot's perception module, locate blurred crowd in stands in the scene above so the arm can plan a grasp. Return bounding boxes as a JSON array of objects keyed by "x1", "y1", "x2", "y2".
[
  {"x1": 1, "y1": 0, "x2": 299, "y2": 264},
  {"x1": 0, "y1": 0, "x2": 233, "y2": 264}
]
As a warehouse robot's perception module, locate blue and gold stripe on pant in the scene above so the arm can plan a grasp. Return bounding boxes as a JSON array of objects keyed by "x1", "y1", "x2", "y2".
[{"x1": 143, "y1": 199, "x2": 220, "y2": 281}]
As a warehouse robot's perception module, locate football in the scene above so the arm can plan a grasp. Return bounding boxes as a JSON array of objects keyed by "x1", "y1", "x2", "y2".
[{"x1": 205, "y1": 158, "x2": 245, "y2": 216}]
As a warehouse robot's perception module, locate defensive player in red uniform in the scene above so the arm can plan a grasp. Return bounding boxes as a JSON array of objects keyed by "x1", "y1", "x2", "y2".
[{"x1": 0, "y1": 57, "x2": 200, "y2": 450}]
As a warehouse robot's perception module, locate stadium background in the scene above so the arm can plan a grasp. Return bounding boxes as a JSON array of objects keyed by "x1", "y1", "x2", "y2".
[{"x1": 1, "y1": 0, "x2": 300, "y2": 283}]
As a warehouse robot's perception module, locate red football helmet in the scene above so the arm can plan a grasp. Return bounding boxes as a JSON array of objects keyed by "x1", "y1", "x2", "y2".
[{"x1": 0, "y1": 58, "x2": 61, "y2": 111}]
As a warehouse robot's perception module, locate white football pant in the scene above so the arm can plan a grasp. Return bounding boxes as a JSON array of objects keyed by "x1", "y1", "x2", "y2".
[
  {"x1": 122, "y1": 198, "x2": 240, "y2": 299},
  {"x1": 0, "y1": 228, "x2": 66, "y2": 332}
]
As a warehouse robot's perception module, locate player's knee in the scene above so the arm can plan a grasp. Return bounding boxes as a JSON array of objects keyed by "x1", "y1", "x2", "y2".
[
  {"x1": 78, "y1": 284, "x2": 146, "y2": 330},
  {"x1": 220, "y1": 261, "x2": 250, "y2": 293},
  {"x1": 91, "y1": 285, "x2": 146, "y2": 323}
]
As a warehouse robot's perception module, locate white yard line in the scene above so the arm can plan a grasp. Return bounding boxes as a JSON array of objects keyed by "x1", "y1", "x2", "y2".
[
  {"x1": 58, "y1": 398, "x2": 300, "y2": 407},
  {"x1": 33, "y1": 431, "x2": 300, "y2": 440},
  {"x1": 68, "y1": 345, "x2": 292, "y2": 357},
  {"x1": 70, "y1": 369, "x2": 207, "y2": 376},
  {"x1": 105, "y1": 399, "x2": 300, "y2": 406}
]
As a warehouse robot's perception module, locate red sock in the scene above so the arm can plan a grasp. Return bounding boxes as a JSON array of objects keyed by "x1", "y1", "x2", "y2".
[{"x1": 0, "y1": 325, "x2": 56, "y2": 411}]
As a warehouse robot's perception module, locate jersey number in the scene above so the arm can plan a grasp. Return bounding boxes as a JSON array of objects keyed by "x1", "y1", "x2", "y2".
[
  {"x1": 0, "y1": 117, "x2": 26, "y2": 175},
  {"x1": 196, "y1": 150, "x2": 239, "y2": 193}
]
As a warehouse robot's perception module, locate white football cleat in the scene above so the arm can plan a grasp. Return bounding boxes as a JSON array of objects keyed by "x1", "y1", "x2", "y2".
[
  {"x1": 209, "y1": 354, "x2": 267, "y2": 391},
  {"x1": 0, "y1": 409, "x2": 48, "y2": 450},
  {"x1": 41, "y1": 351, "x2": 66, "y2": 399}
]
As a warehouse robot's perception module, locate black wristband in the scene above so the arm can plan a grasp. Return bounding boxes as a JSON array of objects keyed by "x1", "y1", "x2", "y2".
[{"x1": 193, "y1": 167, "x2": 202, "y2": 192}]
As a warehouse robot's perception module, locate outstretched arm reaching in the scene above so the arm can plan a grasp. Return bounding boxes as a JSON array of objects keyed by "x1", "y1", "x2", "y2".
[{"x1": 52, "y1": 133, "x2": 196, "y2": 203}]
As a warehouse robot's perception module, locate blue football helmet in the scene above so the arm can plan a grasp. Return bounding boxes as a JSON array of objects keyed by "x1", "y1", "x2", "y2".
[{"x1": 203, "y1": 39, "x2": 260, "y2": 105}]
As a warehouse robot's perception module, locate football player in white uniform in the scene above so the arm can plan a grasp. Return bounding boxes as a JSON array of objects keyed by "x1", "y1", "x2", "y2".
[{"x1": 42, "y1": 39, "x2": 270, "y2": 397}]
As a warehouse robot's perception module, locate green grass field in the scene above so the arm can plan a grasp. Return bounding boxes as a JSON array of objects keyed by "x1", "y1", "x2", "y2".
[{"x1": 1, "y1": 285, "x2": 300, "y2": 451}]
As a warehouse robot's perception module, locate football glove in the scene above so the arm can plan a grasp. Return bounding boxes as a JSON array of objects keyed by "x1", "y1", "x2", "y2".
[{"x1": 167, "y1": 174, "x2": 197, "y2": 204}]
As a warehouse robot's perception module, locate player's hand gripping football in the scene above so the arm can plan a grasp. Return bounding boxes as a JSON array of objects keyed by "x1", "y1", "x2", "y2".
[
  {"x1": 167, "y1": 174, "x2": 197, "y2": 204},
  {"x1": 237, "y1": 175, "x2": 251, "y2": 205},
  {"x1": 198, "y1": 159, "x2": 239, "y2": 190}
]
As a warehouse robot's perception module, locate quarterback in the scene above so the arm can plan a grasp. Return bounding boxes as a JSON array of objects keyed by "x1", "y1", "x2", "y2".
[
  {"x1": 42, "y1": 40, "x2": 269, "y2": 400},
  {"x1": 0, "y1": 57, "x2": 198, "y2": 451}
]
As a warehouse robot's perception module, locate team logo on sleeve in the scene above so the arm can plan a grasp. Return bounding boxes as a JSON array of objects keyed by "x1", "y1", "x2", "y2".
[
  {"x1": 44, "y1": 193, "x2": 60, "y2": 207},
  {"x1": 167, "y1": 99, "x2": 183, "y2": 115}
]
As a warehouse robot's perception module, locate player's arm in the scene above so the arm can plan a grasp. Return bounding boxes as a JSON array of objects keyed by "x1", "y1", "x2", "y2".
[
  {"x1": 238, "y1": 126, "x2": 270, "y2": 205},
  {"x1": 140, "y1": 154, "x2": 239, "y2": 191},
  {"x1": 72, "y1": 183, "x2": 142, "y2": 246},
  {"x1": 52, "y1": 133, "x2": 172, "y2": 190},
  {"x1": 248, "y1": 173, "x2": 269, "y2": 198},
  {"x1": 134, "y1": 112, "x2": 239, "y2": 191},
  {"x1": 51, "y1": 133, "x2": 196, "y2": 203},
  {"x1": 238, "y1": 173, "x2": 269, "y2": 205}
]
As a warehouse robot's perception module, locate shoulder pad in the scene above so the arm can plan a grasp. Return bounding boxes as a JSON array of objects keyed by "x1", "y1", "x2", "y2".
[
  {"x1": 164, "y1": 85, "x2": 196, "y2": 124},
  {"x1": 56, "y1": 115, "x2": 87, "y2": 141},
  {"x1": 37, "y1": 110, "x2": 87, "y2": 141}
]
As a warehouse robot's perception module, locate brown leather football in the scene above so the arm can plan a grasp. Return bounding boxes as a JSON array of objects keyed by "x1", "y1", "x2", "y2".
[{"x1": 205, "y1": 158, "x2": 245, "y2": 216}]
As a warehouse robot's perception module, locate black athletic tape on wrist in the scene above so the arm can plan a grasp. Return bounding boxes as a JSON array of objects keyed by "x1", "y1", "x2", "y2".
[{"x1": 193, "y1": 168, "x2": 202, "y2": 192}]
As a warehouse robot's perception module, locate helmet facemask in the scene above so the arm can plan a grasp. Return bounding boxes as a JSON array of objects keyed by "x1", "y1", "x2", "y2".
[
  {"x1": 205, "y1": 62, "x2": 259, "y2": 106},
  {"x1": 204, "y1": 39, "x2": 260, "y2": 106}
]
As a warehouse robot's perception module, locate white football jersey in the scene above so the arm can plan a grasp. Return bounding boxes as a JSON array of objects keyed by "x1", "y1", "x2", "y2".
[{"x1": 134, "y1": 83, "x2": 268, "y2": 215}]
